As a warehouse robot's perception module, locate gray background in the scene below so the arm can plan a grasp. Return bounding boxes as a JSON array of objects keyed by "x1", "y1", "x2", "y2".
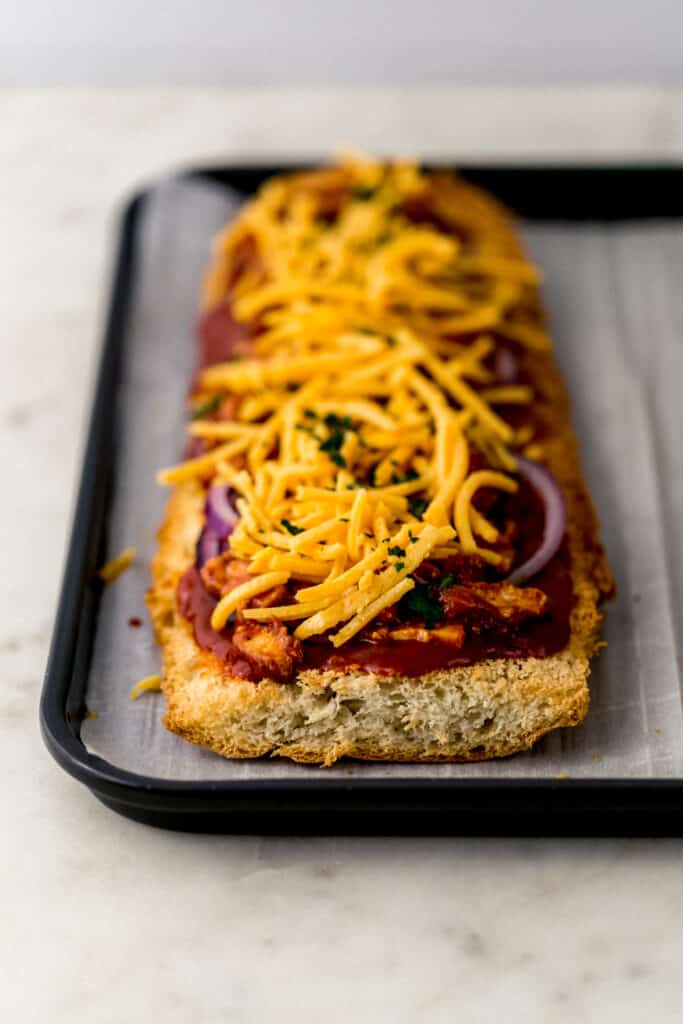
[{"x1": 3, "y1": 0, "x2": 683, "y2": 86}]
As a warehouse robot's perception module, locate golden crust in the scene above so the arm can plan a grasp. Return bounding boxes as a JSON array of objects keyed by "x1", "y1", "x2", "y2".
[{"x1": 146, "y1": 171, "x2": 613, "y2": 767}]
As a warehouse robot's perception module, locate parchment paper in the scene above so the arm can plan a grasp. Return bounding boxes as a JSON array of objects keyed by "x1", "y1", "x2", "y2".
[{"x1": 82, "y1": 177, "x2": 683, "y2": 780}]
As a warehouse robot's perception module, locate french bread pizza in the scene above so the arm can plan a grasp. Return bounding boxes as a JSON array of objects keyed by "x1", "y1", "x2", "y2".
[{"x1": 147, "y1": 155, "x2": 613, "y2": 765}]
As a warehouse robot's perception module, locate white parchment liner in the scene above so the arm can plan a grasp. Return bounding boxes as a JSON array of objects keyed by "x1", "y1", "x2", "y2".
[{"x1": 83, "y1": 177, "x2": 683, "y2": 780}]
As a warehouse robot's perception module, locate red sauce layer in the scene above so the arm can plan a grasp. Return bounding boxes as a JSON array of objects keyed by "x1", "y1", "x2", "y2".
[
  {"x1": 198, "y1": 304, "x2": 248, "y2": 368},
  {"x1": 178, "y1": 548, "x2": 571, "y2": 681}
]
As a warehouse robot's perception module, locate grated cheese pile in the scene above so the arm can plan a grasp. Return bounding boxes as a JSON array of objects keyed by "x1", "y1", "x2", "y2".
[{"x1": 158, "y1": 154, "x2": 550, "y2": 647}]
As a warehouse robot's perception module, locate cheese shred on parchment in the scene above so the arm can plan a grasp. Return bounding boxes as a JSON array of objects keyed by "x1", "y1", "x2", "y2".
[
  {"x1": 130, "y1": 675, "x2": 163, "y2": 700},
  {"x1": 99, "y1": 546, "x2": 137, "y2": 584},
  {"x1": 157, "y1": 153, "x2": 549, "y2": 644}
]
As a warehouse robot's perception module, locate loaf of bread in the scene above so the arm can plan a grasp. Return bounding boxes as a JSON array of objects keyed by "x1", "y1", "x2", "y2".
[{"x1": 147, "y1": 156, "x2": 613, "y2": 765}]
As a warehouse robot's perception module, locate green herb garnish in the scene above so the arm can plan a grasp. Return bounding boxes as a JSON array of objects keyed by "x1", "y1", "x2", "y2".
[
  {"x1": 409, "y1": 497, "x2": 428, "y2": 518},
  {"x1": 190, "y1": 394, "x2": 222, "y2": 420},
  {"x1": 439, "y1": 572, "x2": 456, "y2": 591},
  {"x1": 387, "y1": 545, "x2": 406, "y2": 558},
  {"x1": 390, "y1": 468, "x2": 419, "y2": 485},
  {"x1": 400, "y1": 581, "x2": 444, "y2": 629},
  {"x1": 281, "y1": 519, "x2": 304, "y2": 536},
  {"x1": 395, "y1": 561, "x2": 406, "y2": 573},
  {"x1": 319, "y1": 412, "x2": 352, "y2": 468},
  {"x1": 320, "y1": 443, "x2": 346, "y2": 468},
  {"x1": 324, "y1": 413, "x2": 352, "y2": 430}
]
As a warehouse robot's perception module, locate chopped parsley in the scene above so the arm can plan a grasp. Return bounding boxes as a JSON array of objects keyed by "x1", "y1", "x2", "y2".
[
  {"x1": 390, "y1": 468, "x2": 419, "y2": 486},
  {"x1": 319, "y1": 412, "x2": 353, "y2": 468},
  {"x1": 400, "y1": 581, "x2": 444, "y2": 629},
  {"x1": 394, "y1": 561, "x2": 406, "y2": 573},
  {"x1": 352, "y1": 186, "x2": 376, "y2": 201},
  {"x1": 408, "y1": 529, "x2": 417, "y2": 543},
  {"x1": 324, "y1": 412, "x2": 352, "y2": 430},
  {"x1": 439, "y1": 572, "x2": 457, "y2": 591},
  {"x1": 387, "y1": 545, "x2": 406, "y2": 558},
  {"x1": 281, "y1": 519, "x2": 304, "y2": 536},
  {"x1": 408, "y1": 497, "x2": 428, "y2": 518},
  {"x1": 320, "y1": 442, "x2": 346, "y2": 468},
  {"x1": 190, "y1": 394, "x2": 222, "y2": 420}
]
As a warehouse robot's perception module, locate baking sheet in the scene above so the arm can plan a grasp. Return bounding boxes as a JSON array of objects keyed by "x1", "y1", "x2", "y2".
[{"x1": 82, "y1": 176, "x2": 683, "y2": 780}]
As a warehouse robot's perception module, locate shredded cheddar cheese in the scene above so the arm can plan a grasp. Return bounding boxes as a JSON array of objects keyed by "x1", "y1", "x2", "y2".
[
  {"x1": 454, "y1": 471, "x2": 518, "y2": 563},
  {"x1": 159, "y1": 155, "x2": 549, "y2": 643},
  {"x1": 99, "y1": 546, "x2": 136, "y2": 584},
  {"x1": 130, "y1": 674, "x2": 162, "y2": 700},
  {"x1": 211, "y1": 571, "x2": 290, "y2": 630}
]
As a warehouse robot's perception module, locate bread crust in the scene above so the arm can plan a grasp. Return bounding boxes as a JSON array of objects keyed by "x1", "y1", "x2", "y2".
[{"x1": 147, "y1": 172, "x2": 613, "y2": 766}]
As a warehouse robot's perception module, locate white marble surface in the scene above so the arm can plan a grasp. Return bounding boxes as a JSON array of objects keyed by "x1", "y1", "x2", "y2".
[{"x1": 3, "y1": 87, "x2": 683, "y2": 1022}]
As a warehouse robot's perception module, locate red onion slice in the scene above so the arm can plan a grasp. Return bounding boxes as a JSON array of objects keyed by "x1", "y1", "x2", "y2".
[
  {"x1": 206, "y1": 485, "x2": 239, "y2": 539},
  {"x1": 196, "y1": 527, "x2": 222, "y2": 569},
  {"x1": 495, "y1": 347, "x2": 519, "y2": 384},
  {"x1": 507, "y1": 456, "x2": 566, "y2": 585}
]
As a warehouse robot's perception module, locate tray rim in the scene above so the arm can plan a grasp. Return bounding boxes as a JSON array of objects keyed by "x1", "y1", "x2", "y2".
[{"x1": 40, "y1": 161, "x2": 683, "y2": 834}]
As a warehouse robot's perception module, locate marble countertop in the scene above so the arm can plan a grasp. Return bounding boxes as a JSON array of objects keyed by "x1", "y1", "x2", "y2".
[{"x1": 3, "y1": 87, "x2": 683, "y2": 1022}]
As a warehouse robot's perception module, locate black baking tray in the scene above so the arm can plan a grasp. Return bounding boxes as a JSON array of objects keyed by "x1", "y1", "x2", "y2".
[{"x1": 40, "y1": 163, "x2": 683, "y2": 835}]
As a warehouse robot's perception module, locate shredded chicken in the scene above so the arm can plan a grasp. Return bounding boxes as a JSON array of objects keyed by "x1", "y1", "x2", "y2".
[
  {"x1": 232, "y1": 619, "x2": 302, "y2": 682},
  {"x1": 216, "y1": 394, "x2": 242, "y2": 421},
  {"x1": 440, "y1": 582, "x2": 548, "y2": 623},
  {"x1": 430, "y1": 623, "x2": 466, "y2": 645},
  {"x1": 389, "y1": 626, "x2": 431, "y2": 642},
  {"x1": 202, "y1": 555, "x2": 291, "y2": 611},
  {"x1": 201, "y1": 555, "x2": 251, "y2": 599},
  {"x1": 251, "y1": 584, "x2": 290, "y2": 609},
  {"x1": 390, "y1": 624, "x2": 465, "y2": 646},
  {"x1": 413, "y1": 554, "x2": 489, "y2": 586}
]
